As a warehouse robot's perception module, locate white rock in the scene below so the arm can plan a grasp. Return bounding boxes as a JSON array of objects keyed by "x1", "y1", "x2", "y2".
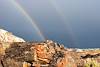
[{"x1": 0, "y1": 29, "x2": 25, "y2": 42}]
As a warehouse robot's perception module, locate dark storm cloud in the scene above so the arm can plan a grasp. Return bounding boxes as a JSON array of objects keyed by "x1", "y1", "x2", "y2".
[{"x1": 0, "y1": 0, "x2": 100, "y2": 48}]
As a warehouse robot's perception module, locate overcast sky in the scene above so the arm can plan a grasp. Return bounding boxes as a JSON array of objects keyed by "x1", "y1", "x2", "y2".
[{"x1": 0, "y1": 0, "x2": 100, "y2": 48}]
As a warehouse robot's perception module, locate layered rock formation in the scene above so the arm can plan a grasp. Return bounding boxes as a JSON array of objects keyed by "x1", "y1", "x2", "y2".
[
  {"x1": 0, "y1": 40, "x2": 99, "y2": 67},
  {"x1": 0, "y1": 29, "x2": 99, "y2": 67}
]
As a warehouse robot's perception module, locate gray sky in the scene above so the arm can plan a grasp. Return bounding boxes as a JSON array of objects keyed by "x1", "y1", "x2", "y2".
[{"x1": 0, "y1": 0, "x2": 100, "y2": 48}]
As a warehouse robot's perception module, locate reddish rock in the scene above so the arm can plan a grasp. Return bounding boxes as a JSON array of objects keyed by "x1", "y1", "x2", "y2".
[{"x1": 0, "y1": 40, "x2": 99, "y2": 67}]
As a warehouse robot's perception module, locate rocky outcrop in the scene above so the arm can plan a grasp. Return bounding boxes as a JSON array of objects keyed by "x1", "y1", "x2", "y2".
[
  {"x1": 0, "y1": 40, "x2": 99, "y2": 67},
  {"x1": 0, "y1": 29, "x2": 25, "y2": 58},
  {"x1": 0, "y1": 29, "x2": 25, "y2": 42},
  {"x1": 0, "y1": 29, "x2": 99, "y2": 67}
]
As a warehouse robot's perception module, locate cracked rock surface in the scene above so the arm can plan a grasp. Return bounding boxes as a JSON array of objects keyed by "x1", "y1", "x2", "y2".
[
  {"x1": 0, "y1": 29, "x2": 99, "y2": 67},
  {"x1": 0, "y1": 41, "x2": 99, "y2": 67}
]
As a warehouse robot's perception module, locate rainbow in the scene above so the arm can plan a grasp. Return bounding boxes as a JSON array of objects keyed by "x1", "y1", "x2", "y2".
[
  {"x1": 49, "y1": 0, "x2": 77, "y2": 45},
  {"x1": 10, "y1": 0, "x2": 45, "y2": 40}
]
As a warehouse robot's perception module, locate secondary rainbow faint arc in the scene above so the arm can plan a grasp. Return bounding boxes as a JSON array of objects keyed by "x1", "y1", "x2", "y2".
[
  {"x1": 10, "y1": 0, "x2": 45, "y2": 40},
  {"x1": 49, "y1": 0, "x2": 77, "y2": 45}
]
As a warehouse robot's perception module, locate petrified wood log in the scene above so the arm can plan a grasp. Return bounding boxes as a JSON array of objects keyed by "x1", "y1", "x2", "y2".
[{"x1": 0, "y1": 40, "x2": 100, "y2": 67}]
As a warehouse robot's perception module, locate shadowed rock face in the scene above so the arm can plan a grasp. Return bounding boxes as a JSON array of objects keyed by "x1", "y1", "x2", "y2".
[
  {"x1": 0, "y1": 40, "x2": 68, "y2": 67},
  {"x1": 0, "y1": 40, "x2": 99, "y2": 67},
  {"x1": 0, "y1": 29, "x2": 25, "y2": 56}
]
